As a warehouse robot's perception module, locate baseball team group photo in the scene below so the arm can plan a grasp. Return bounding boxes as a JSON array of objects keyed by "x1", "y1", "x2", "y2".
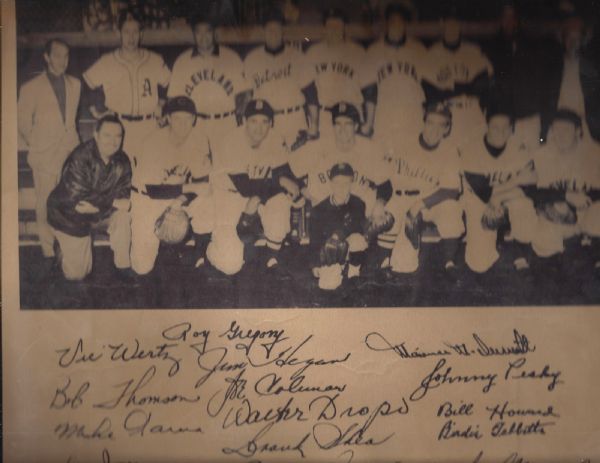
[{"x1": 15, "y1": 0, "x2": 600, "y2": 309}]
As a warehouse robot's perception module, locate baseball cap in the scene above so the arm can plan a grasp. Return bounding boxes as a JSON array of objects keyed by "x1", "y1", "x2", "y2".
[
  {"x1": 485, "y1": 102, "x2": 515, "y2": 123},
  {"x1": 323, "y1": 7, "x2": 348, "y2": 24},
  {"x1": 552, "y1": 108, "x2": 582, "y2": 127},
  {"x1": 331, "y1": 102, "x2": 361, "y2": 124},
  {"x1": 244, "y1": 99, "x2": 275, "y2": 120},
  {"x1": 164, "y1": 96, "x2": 197, "y2": 116},
  {"x1": 329, "y1": 162, "x2": 355, "y2": 179}
]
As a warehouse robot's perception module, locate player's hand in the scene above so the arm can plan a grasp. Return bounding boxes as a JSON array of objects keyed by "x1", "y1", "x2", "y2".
[
  {"x1": 301, "y1": 186, "x2": 314, "y2": 203},
  {"x1": 371, "y1": 199, "x2": 387, "y2": 221},
  {"x1": 75, "y1": 200, "x2": 100, "y2": 214},
  {"x1": 112, "y1": 198, "x2": 131, "y2": 211},
  {"x1": 566, "y1": 190, "x2": 592, "y2": 210},
  {"x1": 408, "y1": 200, "x2": 425, "y2": 220},
  {"x1": 244, "y1": 196, "x2": 261, "y2": 215},
  {"x1": 163, "y1": 167, "x2": 189, "y2": 185},
  {"x1": 346, "y1": 233, "x2": 368, "y2": 252}
]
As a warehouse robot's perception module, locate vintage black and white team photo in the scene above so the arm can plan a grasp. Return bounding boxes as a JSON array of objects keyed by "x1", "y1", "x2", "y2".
[{"x1": 15, "y1": 0, "x2": 600, "y2": 308}]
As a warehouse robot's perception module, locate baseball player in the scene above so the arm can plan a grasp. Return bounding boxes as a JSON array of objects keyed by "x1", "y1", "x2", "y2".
[
  {"x1": 422, "y1": 9, "x2": 493, "y2": 147},
  {"x1": 529, "y1": 109, "x2": 600, "y2": 268},
  {"x1": 207, "y1": 99, "x2": 300, "y2": 275},
  {"x1": 290, "y1": 102, "x2": 389, "y2": 217},
  {"x1": 373, "y1": 102, "x2": 464, "y2": 274},
  {"x1": 364, "y1": 3, "x2": 427, "y2": 150},
  {"x1": 46, "y1": 115, "x2": 132, "y2": 281},
  {"x1": 309, "y1": 162, "x2": 368, "y2": 290},
  {"x1": 130, "y1": 96, "x2": 213, "y2": 276},
  {"x1": 83, "y1": 9, "x2": 170, "y2": 163},
  {"x1": 460, "y1": 106, "x2": 538, "y2": 273},
  {"x1": 304, "y1": 8, "x2": 371, "y2": 139},
  {"x1": 18, "y1": 38, "x2": 81, "y2": 267},
  {"x1": 243, "y1": 8, "x2": 318, "y2": 149},
  {"x1": 168, "y1": 12, "x2": 250, "y2": 151}
]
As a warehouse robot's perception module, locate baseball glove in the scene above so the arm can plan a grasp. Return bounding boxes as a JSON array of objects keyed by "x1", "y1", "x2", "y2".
[
  {"x1": 236, "y1": 212, "x2": 263, "y2": 243},
  {"x1": 154, "y1": 206, "x2": 190, "y2": 244},
  {"x1": 364, "y1": 211, "x2": 395, "y2": 241},
  {"x1": 404, "y1": 211, "x2": 423, "y2": 250},
  {"x1": 538, "y1": 201, "x2": 577, "y2": 225},
  {"x1": 319, "y1": 233, "x2": 349, "y2": 267},
  {"x1": 481, "y1": 202, "x2": 508, "y2": 231}
]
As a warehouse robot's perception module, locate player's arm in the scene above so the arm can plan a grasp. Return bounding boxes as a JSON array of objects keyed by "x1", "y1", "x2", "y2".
[
  {"x1": 82, "y1": 58, "x2": 112, "y2": 119},
  {"x1": 301, "y1": 82, "x2": 320, "y2": 138},
  {"x1": 361, "y1": 84, "x2": 377, "y2": 137},
  {"x1": 16, "y1": 82, "x2": 35, "y2": 145}
]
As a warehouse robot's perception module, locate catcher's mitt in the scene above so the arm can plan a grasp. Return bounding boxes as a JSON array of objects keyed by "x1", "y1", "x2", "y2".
[
  {"x1": 404, "y1": 211, "x2": 423, "y2": 250},
  {"x1": 319, "y1": 233, "x2": 349, "y2": 267},
  {"x1": 236, "y1": 212, "x2": 263, "y2": 243},
  {"x1": 154, "y1": 206, "x2": 190, "y2": 244},
  {"x1": 364, "y1": 210, "x2": 395, "y2": 241},
  {"x1": 538, "y1": 201, "x2": 577, "y2": 225},
  {"x1": 481, "y1": 202, "x2": 508, "y2": 231}
]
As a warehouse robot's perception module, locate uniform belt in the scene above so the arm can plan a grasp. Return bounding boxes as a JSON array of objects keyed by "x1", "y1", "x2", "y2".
[
  {"x1": 274, "y1": 105, "x2": 303, "y2": 115},
  {"x1": 395, "y1": 189, "x2": 420, "y2": 196},
  {"x1": 118, "y1": 113, "x2": 154, "y2": 121},
  {"x1": 196, "y1": 110, "x2": 235, "y2": 120}
]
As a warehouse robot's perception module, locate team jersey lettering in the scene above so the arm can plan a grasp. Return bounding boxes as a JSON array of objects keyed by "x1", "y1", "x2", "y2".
[
  {"x1": 142, "y1": 78, "x2": 152, "y2": 97},
  {"x1": 549, "y1": 178, "x2": 595, "y2": 192},
  {"x1": 185, "y1": 69, "x2": 234, "y2": 97},
  {"x1": 316, "y1": 170, "x2": 371, "y2": 187},
  {"x1": 247, "y1": 164, "x2": 272, "y2": 179},
  {"x1": 315, "y1": 62, "x2": 355, "y2": 78},
  {"x1": 436, "y1": 63, "x2": 470, "y2": 84},
  {"x1": 252, "y1": 64, "x2": 292, "y2": 90},
  {"x1": 484, "y1": 160, "x2": 533, "y2": 186},
  {"x1": 391, "y1": 158, "x2": 439, "y2": 186},
  {"x1": 377, "y1": 61, "x2": 418, "y2": 84}
]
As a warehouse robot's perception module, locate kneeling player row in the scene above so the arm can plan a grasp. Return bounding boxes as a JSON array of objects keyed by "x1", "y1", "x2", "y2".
[{"x1": 45, "y1": 96, "x2": 600, "y2": 287}]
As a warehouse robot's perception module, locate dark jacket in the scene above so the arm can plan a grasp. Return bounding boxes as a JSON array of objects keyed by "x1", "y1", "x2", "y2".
[
  {"x1": 309, "y1": 195, "x2": 365, "y2": 267},
  {"x1": 47, "y1": 138, "x2": 132, "y2": 237}
]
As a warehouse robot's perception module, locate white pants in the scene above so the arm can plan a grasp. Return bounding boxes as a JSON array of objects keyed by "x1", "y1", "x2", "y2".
[
  {"x1": 533, "y1": 201, "x2": 600, "y2": 257},
  {"x1": 130, "y1": 191, "x2": 214, "y2": 275},
  {"x1": 206, "y1": 191, "x2": 293, "y2": 275},
  {"x1": 54, "y1": 209, "x2": 131, "y2": 281},
  {"x1": 463, "y1": 187, "x2": 537, "y2": 273},
  {"x1": 381, "y1": 194, "x2": 464, "y2": 273}
]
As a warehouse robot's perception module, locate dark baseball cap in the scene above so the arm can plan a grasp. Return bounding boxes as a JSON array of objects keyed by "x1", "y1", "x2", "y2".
[
  {"x1": 552, "y1": 108, "x2": 582, "y2": 127},
  {"x1": 263, "y1": 8, "x2": 285, "y2": 26},
  {"x1": 329, "y1": 162, "x2": 355, "y2": 179},
  {"x1": 331, "y1": 102, "x2": 361, "y2": 124},
  {"x1": 385, "y1": 3, "x2": 413, "y2": 22},
  {"x1": 244, "y1": 99, "x2": 274, "y2": 120},
  {"x1": 164, "y1": 96, "x2": 197, "y2": 116}
]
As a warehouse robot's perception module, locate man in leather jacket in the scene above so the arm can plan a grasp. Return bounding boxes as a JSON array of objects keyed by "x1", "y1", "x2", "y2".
[{"x1": 47, "y1": 115, "x2": 132, "y2": 281}]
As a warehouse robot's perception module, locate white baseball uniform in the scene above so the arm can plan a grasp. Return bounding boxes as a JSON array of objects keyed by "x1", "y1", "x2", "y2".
[
  {"x1": 290, "y1": 135, "x2": 388, "y2": 216},
  {"x1": 168, "y1": 45, "x2": 247, "y2": 148},
  {"x1": 365, "y1": 37, "x2": 427, "y2": 151},
  {"x1": 207, "y1": 126, "x2": 292, "y2": 275},
  {"x1": 130, "y1": 125, "x2": 212, "y2": 275},
  {"x1": 83, "y1": 48, "x2": 170, "y2": 161},
  {"x1": 423, "y1": 41, "x2": 493, "y2": 146},
  {"x1": 381, "y1": 136, "x2": 464, "y2": 273},
  {"x1": 304, "y1": 40, "x2": 368, "y2": 138},
  {"x1": 244, "y1": 44, "x2": 312, "y2": 148},
  {"x1": 532, "y1": 140, "x2": 600, "y2": 257},
  {"x1": 460, "y1": 135, "x2": 537, "y2": 273}
]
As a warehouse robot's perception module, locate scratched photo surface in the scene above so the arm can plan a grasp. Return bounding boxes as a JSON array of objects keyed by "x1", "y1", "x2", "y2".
[{"x1": 15, "y1": 0, "x2": 600, "y2": 308}]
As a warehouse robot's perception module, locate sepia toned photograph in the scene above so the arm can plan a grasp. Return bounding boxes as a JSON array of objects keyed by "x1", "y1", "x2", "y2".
[{"x1": 14, "y1": 0, "x2": 600, "y2": 309}]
